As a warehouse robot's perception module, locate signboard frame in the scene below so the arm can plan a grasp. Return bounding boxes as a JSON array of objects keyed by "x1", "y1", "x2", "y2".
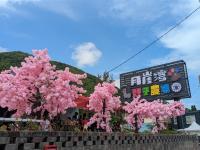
[{"x1": 120, "y1": 60, "x2": 191, "y2": 102}]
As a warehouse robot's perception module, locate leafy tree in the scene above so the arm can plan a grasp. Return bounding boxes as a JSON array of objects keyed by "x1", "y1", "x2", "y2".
[
  {"x1": 191, "y1": 105, "x2": 197, "y2": 111},
  {"x1": 97, "y1": 71, "x2": 114, "y2": 83}
]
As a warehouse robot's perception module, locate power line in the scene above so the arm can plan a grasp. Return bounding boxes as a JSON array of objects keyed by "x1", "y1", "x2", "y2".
[{"x1": 107, "y1": 5, "x2": 200, "y2": 73}]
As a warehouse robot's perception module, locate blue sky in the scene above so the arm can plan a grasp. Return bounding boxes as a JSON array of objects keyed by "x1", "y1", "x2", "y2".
[{"x1": 0, "y1": 0, "x2": 200, "y2": 108}]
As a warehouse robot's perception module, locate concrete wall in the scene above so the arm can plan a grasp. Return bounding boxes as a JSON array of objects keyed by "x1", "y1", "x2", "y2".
[{"x1": 0, "y1": 131, "x2": 198, "y2": 150}]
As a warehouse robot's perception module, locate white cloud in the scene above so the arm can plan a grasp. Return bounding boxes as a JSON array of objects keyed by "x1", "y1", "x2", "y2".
[
  {"x1": 0, "y1": 0, "x2": 189, "y2": 22},
  {"x1": 0, "y1": 0, "x2": 40, "y2": 17},
  {"x1": 0, "y1": 46, "x2": 8, "y2": 52},
  {"x1": 170, "y1": 0, "x2": 199, "y2": 16},
  {"x1": 114, "y1": 79, "x2": 120, "y2": 88},
  {"x1": 99, "y1": 0, "x2": 176, "y2": 22},
  {"x1": 0, "y1": 0, "x2": 39, "y2": 8},
  {"x1": 35, "y1": 0, "x2": 78, "y2": 20},
  {"x1": 0, "y1": 0, "x2": 78, "y2": 20},
  {"x1": 0, "y1": 0, "x2": 185, "y2": 22},
  {"x1": 151, "y1": 0, "x2": 200, "y2": 73},
  {"x1": 72, "y1": 42, "x2": 102, "y2": 67}
]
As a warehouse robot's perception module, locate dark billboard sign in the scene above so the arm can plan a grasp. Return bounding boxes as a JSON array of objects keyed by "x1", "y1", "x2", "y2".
[{"x1": 120, "y1": 60, "x2": 191, "y2": 102}]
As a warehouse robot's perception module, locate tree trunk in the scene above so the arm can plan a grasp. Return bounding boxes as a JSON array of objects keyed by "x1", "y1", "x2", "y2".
[
  {"x1": 102, "y1": 99, "x2": 106, "y2": 132},
  {"x1": 134, "y1": 114, "x2": 139, "y2": 133}
]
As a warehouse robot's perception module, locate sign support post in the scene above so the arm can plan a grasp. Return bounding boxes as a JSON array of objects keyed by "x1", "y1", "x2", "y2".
[{"x1": 174, "y1": 97, "x2": 184, "y2": 129}]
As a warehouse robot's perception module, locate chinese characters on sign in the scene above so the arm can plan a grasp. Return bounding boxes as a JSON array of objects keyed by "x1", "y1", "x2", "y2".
[{"x1": 120, "y1": 60, "x2": 191, "y2": 102}]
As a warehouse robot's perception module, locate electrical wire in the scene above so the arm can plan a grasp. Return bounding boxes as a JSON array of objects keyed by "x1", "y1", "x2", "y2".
[{"x1": 107, "y1": 5, "x2": 200, "y2": 73}]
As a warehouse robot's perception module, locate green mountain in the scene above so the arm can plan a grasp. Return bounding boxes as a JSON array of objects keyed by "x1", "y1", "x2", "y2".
[{"x1": 0, "y1": 51, "x2": 100, "y2": 95}]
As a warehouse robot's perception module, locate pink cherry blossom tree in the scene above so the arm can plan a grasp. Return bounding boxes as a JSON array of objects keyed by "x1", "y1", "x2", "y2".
[
  {"x1": 169, "y1": 101, "x2": 185, "y2": 117},
  {"x1": 123, "y1": 96, "x2": 150, "y2": 133},
  {"x1": 150, "y1": 100, "x2": 185, "y2": 133},
  {"x1": 0, "y1": 49, "x2": 86, "y2": 119},
  {"x1": 123, "y1": 96, "x2": 185, "y2": 133},
  {"x1": 148, "y1": 100, "x2": 171, "y2": 133},
  {"x1": 87, "y1": 82, "x2": 121, "y2": 132}
]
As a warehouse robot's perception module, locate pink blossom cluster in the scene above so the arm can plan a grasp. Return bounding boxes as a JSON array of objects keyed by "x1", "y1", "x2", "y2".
[
  {"x1": 87, "y1": 82, "x2": 121, "y2": 132},
  {"x1": 123, "y1": 96, "x2": 185, "y2": 133},
  {"x1": 0, "y1": 49, "x2": 86, "y2": 118},
  {"x1": 123, "y1": 96, "x2": 149, "y2": 131}
]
